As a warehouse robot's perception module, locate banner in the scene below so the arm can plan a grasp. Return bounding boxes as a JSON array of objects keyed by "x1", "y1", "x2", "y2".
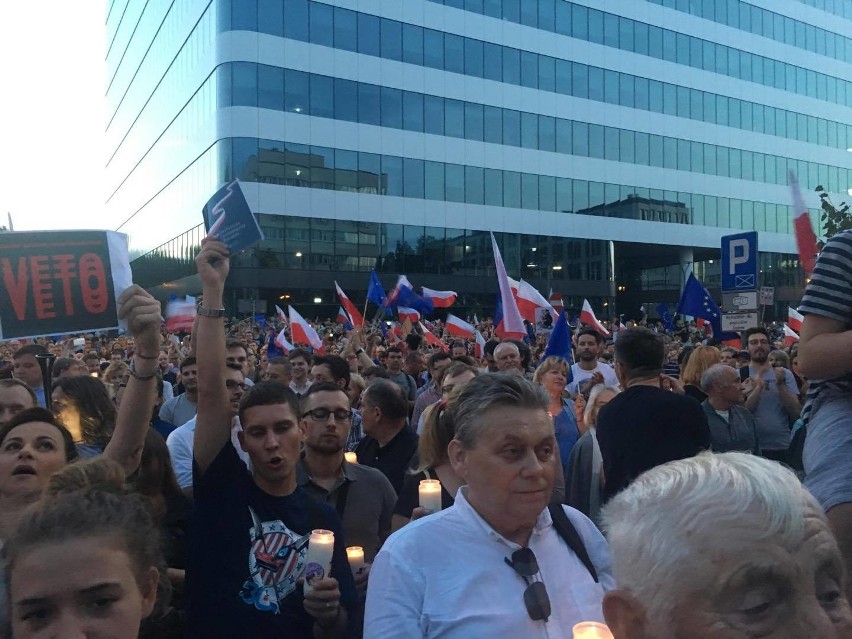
[
  {"x1": 202, "y1": 180, "x2": 264, "y2": 253},
  {"x1": 0, "y1": 230, "x2": 132, "y2": 339}
]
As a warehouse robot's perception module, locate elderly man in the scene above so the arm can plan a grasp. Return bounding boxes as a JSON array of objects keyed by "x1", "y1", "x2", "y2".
[
  {"x1": 493, "y1": 341, "x2": 524, "y2": 374},
  {"x1": 365, "y1": 374, "x2": 614, "y2": 637},
  {"x1": 700, "y1": 364, "x2": 759, "y2": 454},
  {"x1": 601, "y1": 452, "x2": 852, "y2": 638}
]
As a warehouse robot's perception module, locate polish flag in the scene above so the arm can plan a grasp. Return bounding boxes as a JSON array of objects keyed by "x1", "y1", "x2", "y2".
[
  {"x1": 274, "y1": 328, "x2": 295, "y2": 352},
  {"x1": 445, "y1": 314, "x2": 475, "y2": 338},
  {"x1": 398, "y1": 307, "x2": 421, "y2": 323},
  {"x1": 580, "y1": 299, "x2": 610, "y2": 336},
  {"x1": 421, "y1": 287, "x2": 457, "y2": 308},
  {"x1": 336, "y1": 307, "x2": 350, "y2": 325},
  {"x1": 789, "y1": 172, "x2": 819, "y2": 276},
  {"x1": 784, "y1": 324, "x2": 800, "y2": 347},
  {"x1": 288, "y1": 306, "x2": 324, "y2": 352},
  {"x1": 515, "y1": 280, "x2": 558, "y2": 323},
  {"x1": 549, "y1": 292, "x2": 564, "y2": 309},
  {"x1": 491, "y1": 233, "x2": 526, "y2": 339},
  {"x1": 788, "y1": 307, "x2": 804, "y2": 333},
  {"x1": 334, "y1": 282, "x2": 365, "y2": 327},
  {"x1": 275, "y1": 304, "x2": 288, "y2": 325},
  {"x1": 474, "y1": 330, "x2": 486, "y2": 358},
  {"x1": 419, "y1": 322, "x2": 448, "y2": 351}
]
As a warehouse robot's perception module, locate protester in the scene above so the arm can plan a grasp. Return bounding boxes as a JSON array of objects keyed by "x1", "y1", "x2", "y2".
[
  {"x1": 288, "y1": 348, "x2": 313, "y2": 396},
  {"x1": 601, "y1": 452, "x2": 852, "y2": 638},
  {"x1": 309, "y1": 355, "x2": 364, "y2": 451},
  {"x1": 596, "y1": 327, "x2": 710, "y2": 502},
  {"x1": 680, "y1": 344, "x2": 721, "y2": 403},
  {"x1": 52, "y1": 375, "x2": 116, "y2": 458},
  {"x1": 0, "y1": 379, "x2": 37, "y2": 428},
  {"x1": 700, "y1": 364, "x2": 759, "y2": 454},
  {"x1": 12, "y1": 344, "x2": 48, "y2": 407},
  {"x1": 567, "y1": 329, "x2": 619, "y2": 396},
  {"x1": 410, "y1": 351, "x2": 452, "y2": 427},
  {"x1": 159, "y1": 357, "x2": 199, "y2": 427},
  {"x1": 188, "y1": 237, "x2": 353, "y2": 638},
  {"x1": 365, "y1": 374, "x2": 614, "y2": 637},
  {"x1": 226, "y1": 339, "x2": 255, "y2": 387},
  {"x1": 383, "y1": 347, "x2": 417, "y2": 409},
  {"x1": 533, "y1": 356, "x2": 580, "y2": 466},
  {"x1": 718, "y1": 345, "x2": 738, "y2": 368},
  {"x1": 493, "y1": 341, "x2": 523, "y2": 374},
  {"x1": 263, "y1": 356, "x2": 292, "y2": 385}
]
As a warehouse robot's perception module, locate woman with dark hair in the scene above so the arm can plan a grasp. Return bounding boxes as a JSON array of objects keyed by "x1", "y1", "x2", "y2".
[{"x1": 52, "y1": 375, "x2": 116, "y2": 457}]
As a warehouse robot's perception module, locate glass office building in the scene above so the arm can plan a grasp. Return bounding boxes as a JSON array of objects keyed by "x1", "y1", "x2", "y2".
[{"x1": 105, "y1": 0, "x2": 852, "y2": 320}]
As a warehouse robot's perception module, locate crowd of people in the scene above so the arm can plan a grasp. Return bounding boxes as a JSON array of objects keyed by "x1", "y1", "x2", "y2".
[{"x1": 0, "y1": 229, "x2": 849, "y2": 638}]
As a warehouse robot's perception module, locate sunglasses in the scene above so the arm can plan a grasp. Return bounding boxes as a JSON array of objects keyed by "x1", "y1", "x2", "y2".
[{"x1": 504, "y1": 547, "x2": 551, "y2": 622}]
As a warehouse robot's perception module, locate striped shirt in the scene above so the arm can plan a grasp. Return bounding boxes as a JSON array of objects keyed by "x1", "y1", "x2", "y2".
[{"x1": 799, "y1": 230, "x2": 852, "y2": 425}]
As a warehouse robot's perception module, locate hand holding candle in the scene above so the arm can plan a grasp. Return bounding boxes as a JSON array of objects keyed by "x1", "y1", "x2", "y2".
[
  {"x1": 418, "y1": 479, "x2": 442, "y2": 514},
  {"x1": 346, "y1": 546, "x2": 364, "y2": 572},
  {"x1": 344, "y1": 451, "x2": 357, "y2": 463},
  {"x1": 572, "y1": 621, "x2": 614, "y2": 639},
  {"x1": 303, "y1": 529, "x2": 334, "y2": 593}
]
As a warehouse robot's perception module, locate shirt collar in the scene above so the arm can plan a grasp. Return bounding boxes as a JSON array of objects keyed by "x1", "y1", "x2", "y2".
[{"x1": 453, "y1": 486, "x2": 553, "y2": 550}]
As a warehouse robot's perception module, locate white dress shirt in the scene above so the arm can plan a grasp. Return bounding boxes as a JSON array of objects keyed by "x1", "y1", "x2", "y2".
[
  {"x1": 365, "y1": 487, "x2": 614, "y2": 638},
  {"x1": 166, "y1": 416, "x2": 250, "y2": 489}
]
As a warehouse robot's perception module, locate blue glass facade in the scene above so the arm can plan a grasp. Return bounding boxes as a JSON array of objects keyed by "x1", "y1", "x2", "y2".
[{"x1": 106, "y1": 0, "x2": 852, "y2": 319}]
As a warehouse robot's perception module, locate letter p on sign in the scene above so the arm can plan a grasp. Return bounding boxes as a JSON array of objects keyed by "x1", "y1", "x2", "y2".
[{"x1": 728, "y1": 239, "x2": 749, "y2": 274}]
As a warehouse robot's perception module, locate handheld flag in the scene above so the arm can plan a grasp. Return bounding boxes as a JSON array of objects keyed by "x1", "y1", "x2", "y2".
[
  {"x1": 789, "y1": 172, "x2": 819, "y2": 276},
  {"x1": 336, "y1": 307, "x2": 354, "y2": 330},
  {"x1": 398, "y1": 307, "x2": 421, "y2": 323},
  {"x1": 656, "y1": 303, "x2": 675, "y2": 332},
  {"x1": 676, "y1": 273, "x2": 722, "y2": 337},
  {"x1": 275, "y1": 305, "x2": 288, "y2": 325},
  {"x1": 274, "y1": 327, "x2": 295, "y2": 353},
  {"x1": 445, "y1": 314, "x2": 475, "y2": 338},
  {"x1": 490, "y1": 233, "x2": 526, "y2": 339},
  {"x1": 419, "y1": 322, "x2": 448, "y2": 351},
  {"x1": 288, "y1": 306, "x2": 324, "y2": 352},
  {"x1": 421, "y1": 287, "x2": 457, "y2": 308},
  {"x1": 783, "y1": 324, "x2": 800, "y2": 347},
  {"x1": 516, "y1": 280, "x2": 558, "y2": 323},
  {"x1": 389, "y1": 275, "x2": 434, "y2": 315},
  {"x1": 474, "y1": 330, "x2": 486, "y2": 358},
  {"x1": 580, "y1": 299, "x2": 610, "y2": 336},
  {"x1": 543, "y1": 311, "x2": 573, "y2": 385},
  {"x1": 367, "y1": 271, "x2": 388, "y2": 309},
  {"x1": 334, "y1": 282, "x2": 365, "y2": 327},
  {"x1": 788, "y1": 307, "x2": 804, "y2": 333}
]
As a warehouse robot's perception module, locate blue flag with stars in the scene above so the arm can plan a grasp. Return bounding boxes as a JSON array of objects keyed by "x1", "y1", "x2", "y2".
[
  {"x1": 367, "y1": 271, "x2": 388, "y2": 313},
  {"x1": 676, "y1": 273, "x2": 723, "y2": 336},
  {"x1": 656, "y1": 303, "x2": 675, "y2": 332}
]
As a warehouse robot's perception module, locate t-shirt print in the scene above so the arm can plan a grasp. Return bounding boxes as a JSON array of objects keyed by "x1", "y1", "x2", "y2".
[{"x1": 239, "y1": 506, "x2": 309, "y2": 614}]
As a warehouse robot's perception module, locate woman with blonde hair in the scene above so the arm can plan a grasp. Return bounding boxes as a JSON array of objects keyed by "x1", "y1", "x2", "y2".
[
  {"x1": 680, "y1": 344, "x2": 721, "y2": 403},
  {"x1": 533, "y1": 356, "x2": 580, "y2": 468}
]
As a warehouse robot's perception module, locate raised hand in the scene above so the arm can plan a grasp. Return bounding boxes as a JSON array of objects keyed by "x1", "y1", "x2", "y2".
[
  {"x1": 117, "y1": 285, "x2": 162, "y2": 358},
  {"x1": 195, "y1": 236, "x2": 230, "y2": 292}
]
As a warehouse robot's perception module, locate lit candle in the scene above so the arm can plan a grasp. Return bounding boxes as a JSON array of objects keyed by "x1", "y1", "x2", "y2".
[
  {"x1": 346, "y1": 546, "x2": 365, "y2": 571},
  {"x1": 418, "y1": 479, "x2": 442, "y2": 514},
  {"x1": 344, "y1": 451, "x2": 357, "y2": 463},
  {"x1": 572, "y1": 621, "x2": 614, "y2": 639},
  {"x1": 303, "y1": 529, "x2": 335, "y2": 593}
]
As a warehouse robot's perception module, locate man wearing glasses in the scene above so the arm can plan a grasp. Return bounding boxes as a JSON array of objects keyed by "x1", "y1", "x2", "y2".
[
  {"x1": 741, "y1": 327, "x2": 801, "y2": 464},
  {"x1": 365, "y1": 374, "x2": 613, "y2": 638}
]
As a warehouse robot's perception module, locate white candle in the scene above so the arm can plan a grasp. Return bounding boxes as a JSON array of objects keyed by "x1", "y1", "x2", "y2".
[
  {"x1": 572, "y1": 621, "x2": 614, "y2": 639},
  {"x1": 419, "y1": 479, "x2": 442, "y2": 514},
  {"x1": 346, "y1": 546, "x2": 365, "y2": 571},
  {"x1": 344, "y1": 451, "x2": 357, "y2": 463},
  {"x1": 303, "y1": 529, "x2": 335, "y2": 593}
]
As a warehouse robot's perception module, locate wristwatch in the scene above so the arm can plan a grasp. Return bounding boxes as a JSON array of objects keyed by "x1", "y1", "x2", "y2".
[{"x1": 196, "y1": 304, "x2": 227, "y2": 318}]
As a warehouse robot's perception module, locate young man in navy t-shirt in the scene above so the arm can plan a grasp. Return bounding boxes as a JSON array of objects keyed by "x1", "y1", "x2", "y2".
[{"x1": 188, "y1": 237, "x2": 354, "y2": 638}]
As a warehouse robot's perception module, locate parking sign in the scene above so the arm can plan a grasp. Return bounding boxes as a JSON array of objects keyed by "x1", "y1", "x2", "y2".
[{"x1": 721, "y1": 232, "x2": 758, "y2": 292}]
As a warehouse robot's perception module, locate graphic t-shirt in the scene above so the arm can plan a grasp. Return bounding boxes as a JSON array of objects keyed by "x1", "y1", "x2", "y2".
[{"x1": 187, "y1": 445, "x2": 355, "y2": 638}]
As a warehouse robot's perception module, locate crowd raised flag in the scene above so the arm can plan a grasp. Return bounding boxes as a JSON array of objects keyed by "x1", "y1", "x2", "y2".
[
  {"x1": 334, "y1": 282, "x2": 365, "y2": 327},
  {"x1": 676, "y1": 273, "x2": 723, "y2": 338},
  {"x1": 784, "y1": 324, "x2": 800, "y2": 347},
  {"x1": 398, "y1": 307, "x2": 421, "y2": 323},
  {"x1": 421, "y1": 287, "x2": 457, "y2": 308},
  {"x1": 445, "y1": 314, "x2": 475, "y2": 338},
  {"x1": 788, "y1": 307, "x2": 804, "y2": 333},
  {"x1": 580, "y1": 299, "x2": 610, "y2": 336},
  {"x1": 490, "y1": 233, "x2": 526, "y2": 340},
  {"x1": 288, "y1": 306, "x2": 324, "y2": 352},
  {"x1": 788, "y1": 172, "x2": 819, "y2": 276},
  {"x1": 515, "y1": 279, "x2": 558, "y2": 323},
  {"x1": 419, "y1": 322, "x2": 448, "y2": 351}
]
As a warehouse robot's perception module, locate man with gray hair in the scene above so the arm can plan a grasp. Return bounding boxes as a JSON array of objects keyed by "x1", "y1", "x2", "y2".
[
  {"x1": 700, "y1": 364, "x2": 759, "y2": 454},
  {"x1": 493, "y1": 341, "x2": 524, "y2": 375},
  {"x1": 601, "y1": 452, "x2": 852, "y2": 637}
]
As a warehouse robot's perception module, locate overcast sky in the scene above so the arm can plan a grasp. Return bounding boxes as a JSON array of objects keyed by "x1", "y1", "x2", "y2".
[{"x1": 0, "y1": 1, "x2": 108, "y2": 232}]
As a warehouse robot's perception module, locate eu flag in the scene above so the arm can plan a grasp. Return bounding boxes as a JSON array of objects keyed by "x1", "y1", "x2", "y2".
[
  {"x1": 656, "y1": 303, "x2": 675, "y2": 332},
  {"x1": 676, "y1": 273, "x2": 723, "y2": 336},
  {"x1": 542, "y1": 311, "x2": 573, "y2": 385},
  {"x1": 367, "y1": 271, "x2": 387, "y2": 309}
]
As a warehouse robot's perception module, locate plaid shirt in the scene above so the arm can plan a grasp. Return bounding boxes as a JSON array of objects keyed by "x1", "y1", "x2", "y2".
[{"x1": 346, "y1": 408, "x2": 364, "y2": 451}]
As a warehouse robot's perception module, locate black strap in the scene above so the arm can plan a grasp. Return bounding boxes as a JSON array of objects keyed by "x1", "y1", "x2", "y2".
[
  {"x1": 548, "y1": 504, "x2": 599, "y2": 583},
  {"x1": 334, "y1": 480, "x2": 352, "y2": 520}
]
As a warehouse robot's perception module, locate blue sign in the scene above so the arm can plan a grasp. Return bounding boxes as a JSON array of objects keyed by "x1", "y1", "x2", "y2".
[
  {"x1": 202, "y1": 180, "x2": 264, "y2": 253},
  {"x1": 721, "y1": 231, "x2": 758, "y2": 291}
]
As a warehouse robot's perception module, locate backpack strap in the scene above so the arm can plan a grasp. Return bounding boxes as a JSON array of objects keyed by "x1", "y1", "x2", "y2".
[{"x1": 548, "y1": 504, "x2": 599, "y2": 583}]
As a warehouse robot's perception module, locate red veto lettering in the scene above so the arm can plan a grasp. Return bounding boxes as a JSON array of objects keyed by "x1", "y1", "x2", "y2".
[{"x1": 0, "y1": 253, "x2": 109, "y2": 320}]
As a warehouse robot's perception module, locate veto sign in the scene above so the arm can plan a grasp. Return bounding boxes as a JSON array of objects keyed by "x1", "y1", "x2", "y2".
[
  {"x1": 721, "y1": 231, "x2": 758, "y2": 291},
  {"x1": 0, "y1": 230, "x2": 132, "y2": 340}
]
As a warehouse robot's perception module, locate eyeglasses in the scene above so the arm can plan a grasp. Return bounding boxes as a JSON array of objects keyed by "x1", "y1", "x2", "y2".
[
  {"x1": 747, "y1": 339, "x2": 769, "y2": 346},
  {"x1": 301, "y1": 408, "x2": 352, "y2": 422},
  {"x1": 225, "y1": 380, "x2": 246, "y2": 390},
  {"x1": 504, "y1": 547, "x2": 551, "y2": 622}
]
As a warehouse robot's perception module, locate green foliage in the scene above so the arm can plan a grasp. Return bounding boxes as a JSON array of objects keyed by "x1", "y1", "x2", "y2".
[{"x1": 815, "y1": 185, "x2": 852, "y2": 246}]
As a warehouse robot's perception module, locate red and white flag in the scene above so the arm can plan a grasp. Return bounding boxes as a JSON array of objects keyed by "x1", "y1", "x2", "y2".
[
  {"x1": 275, "y1": 304, "x2": 288, "y2": 325},
  {"x1": 784, "y1": 324, "x2": 800, "y2": 347},
  {"x1": 549, "y1": 292, "x2": 564, "y2": 309},
  {"x1": 398, "y1": 307, "x2": 421, "y2": 323},
  {"x1": 334, "y1": 282, "x2": 365, "y2": 327},
  {"x1": 474, "y1": 330, "x2": 486, "y2": 358},
  {"x1": 445, "y1": 314, "x2": 475, "y2": 338},
  {"x1": 580, "y1": 299, "x2": 610, "y2": 336},
  {"x1": 515, "y1": 280, "x2": 558, "y2": 323},
  {"x1": 419, "y1": 322, "x2": 448, "y2": 351},
  {"x1": 274, "y1": 328, "x2": 295, "y2": 352},
  {"x1": 491, "y1": 233, "x2": 526, "y2": 339},
  {"x1": 788, "y1": 307, "x2": 804, "y2": 333},
  {"x1": 336, "y1": 307, "x2": 350, "y2": 325},
  {"x1": 288, "y1": 306, "x2": 324, "y2": 352},
  {"x1": 789, "y1": 172, "x2": 819, "y2": 276},
  {"x1": 421, "y1": 287, "x2": 457, "y2": 308},
  {"x1": 165, "y1": 299, "x2": 196, "y2": 334}
]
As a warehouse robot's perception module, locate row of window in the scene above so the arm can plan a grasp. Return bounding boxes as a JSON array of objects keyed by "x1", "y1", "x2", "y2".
[
  {"x1": 796, "y1": 0, "x2": 852, "y2": 19},
  {"x1": 220, "y1": 63, "x2": 852, "y2": 195},
  {"x1": 226, "y1": 137, "x2": 810, "y2": 235},
  {"x1": 218, "y1": 0, "x2": 852, "y2": 108},
  {"x1": 429, "y1": 0, "x2": 852, "y2": 65}
]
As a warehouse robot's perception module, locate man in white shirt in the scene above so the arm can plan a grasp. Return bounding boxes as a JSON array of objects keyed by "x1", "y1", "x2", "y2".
[{"x1": 567, "y1": 329, "x2": 619, "y2": 396}]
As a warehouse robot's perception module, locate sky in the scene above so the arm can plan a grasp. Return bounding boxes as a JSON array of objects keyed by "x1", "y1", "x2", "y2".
[{"x1": 0, "y1": 1, "x2": 108, "y2": 232}]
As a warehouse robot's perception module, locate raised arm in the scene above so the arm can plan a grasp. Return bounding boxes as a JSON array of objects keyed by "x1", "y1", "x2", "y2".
[
  {"x1": 193, "y1": 237, "x2": 232, "y2": 475},
  {"x1": 104, "y1": 285, "x2": 162, "y2": 476}
]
